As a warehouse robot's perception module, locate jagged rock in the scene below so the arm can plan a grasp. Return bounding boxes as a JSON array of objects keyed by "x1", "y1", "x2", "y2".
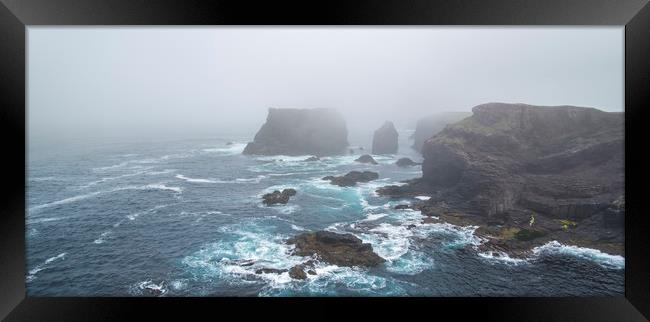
[
  {"x1": 323, "y1": 171, "x2": 379, "y2": 187},
  {"x1": 289, "y1": 266, "x2": 307, "y2": 280},
  {"x1": 394, "y1": 204, "x2": 411, "y2": 210},
  {"x1": 304, "y1": 156, "x2": 320, "y2": 162},
  {"x1": 262, "y1": 189, "x2": 297, "y2": 205},
  {"x1": 372, "y1": 121, "x2": 398, "y2": 154},
  {"x1": 355, "y1": 154, "x2": 378, "y2": 165},
  {"x1": 411, "y1": 112, "x2": 471, "y2": 152},
  {"x1": 243, "y1": 108, "x2": 349, "y2": 156},
  {"x1": 395, "y1": 157, "x2": 420, "y2": 167},
  {"x1": 287, "y1": 231, "x2": 385, "y2": 267}
]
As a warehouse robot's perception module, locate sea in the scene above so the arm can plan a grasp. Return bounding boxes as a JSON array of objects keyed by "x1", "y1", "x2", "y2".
[{"x1": 26, "y1": 130, "x2": 624, "y2": 296}]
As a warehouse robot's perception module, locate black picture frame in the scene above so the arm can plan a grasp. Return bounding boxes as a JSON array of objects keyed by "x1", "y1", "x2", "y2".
[{"x1": 1, "y1": 0, "x2": 649, "y2": 320}]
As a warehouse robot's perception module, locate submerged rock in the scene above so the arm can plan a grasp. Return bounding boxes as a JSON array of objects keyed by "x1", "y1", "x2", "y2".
[
  {"x1": 395, "y1": 157, "x2": 420, "y2": 167},
  {"x1": 372, "y1": 121, "x2": 399, "y2": 154},
  {"x1": 262, "y1": 188, "x2": 297, "y2": 205},
  {"x1": 287, "y1": 231, "x2": 385, "y2": 267},
  {"x1": 243, "y1": 108, "x2": 349, "y2": 156},
  {"x1": 226, "y1": 141, "x2": 234, "y2": 145},
  {"x1": 354, "y1": 154, "x2": 378, "y2": 165},
  {"x1": 255, "y1": 268, "x2": 287, "y2": 274},
  {"x1": 323, "y1": 171, "x2": 379, "y2": 187},
  {"x1": 304, "y1": 156, "x2": 320, "y2": 162}
]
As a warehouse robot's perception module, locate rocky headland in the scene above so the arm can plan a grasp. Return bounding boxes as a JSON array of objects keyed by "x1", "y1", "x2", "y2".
[
  {"x1": 379, "y1": 103, "x2": 624, "y2": 257},
  {"x1": 243, "y1": 108, "x2": 349, "y2": 156}
]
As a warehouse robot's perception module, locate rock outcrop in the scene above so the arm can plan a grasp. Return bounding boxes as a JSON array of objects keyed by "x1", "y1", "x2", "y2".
[
  {"x1": 323, "y1": 171, "x2": 379, "y2": 187},
  {"x1": 372, "y1": 121, "x2": 399, "y2": 154},
  {"x1": 379, "y1": 103, "x2": 624, "y2": 255},
  {"x1": 243, "y1": 108, "x2": 348, "y2": 156},
  {"x1": 419, "y1": 103, "x2": 624, "y2": 218},
  {"x1": 395, "y1": 157, "x2": 420, "y2": 167},
  {"x1": 287, "y1": 231, "x2": 385, "y2": 267},
  {"x1": 262, "y1": 189, "x2": 297, "y2": 205},
  {"x1": 411, "y1": 112, "x2": 471, "y2": 152},
  {"x1": 354, "y1": 154, "x2": 378, "y2": 165}
]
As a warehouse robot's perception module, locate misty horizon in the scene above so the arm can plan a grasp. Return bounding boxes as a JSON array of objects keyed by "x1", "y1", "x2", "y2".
[{"x1": 28, "y1": 26, "x2": 623, "y2": 146}]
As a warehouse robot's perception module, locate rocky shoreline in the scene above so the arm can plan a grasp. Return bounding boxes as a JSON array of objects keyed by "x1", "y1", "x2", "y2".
[{"x1": 378, "y1": 103, "x2": 624, "y2": 258}]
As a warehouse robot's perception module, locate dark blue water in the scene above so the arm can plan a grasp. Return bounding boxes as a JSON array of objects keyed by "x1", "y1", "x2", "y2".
[{"x1": 26, "y1": 132, "x2": 624, "y2": 296}]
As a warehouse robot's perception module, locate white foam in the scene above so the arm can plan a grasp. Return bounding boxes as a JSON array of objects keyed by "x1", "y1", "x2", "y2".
[
  {"x1": 27, "y1": 216, "x2": 71, "y2": 224},
  {"x1": 478, "y1": 251, "x2": 529, "y2": 265},
  {"x1": 93, "y1": 231, "x2": 111, "y2": 244},
  {"x1": 532, "y1": 240, "x2": 625, "y2": 269},
  {"x1": 361, "y1": 213, "x2": 388, "y2": 222},
  {"x1": 79, "y1": 170, "x2": 150, "y2": 189},
  {"x1": 138, "y1": 184, "x2": 183, "y2": 193},
  {"x1": 362, "y1": 223, "x2": 413, "y2": 261},
  {"x1": 29, "y1": 191, "x2": 104, "y2": 212},
  {"x1": 203, "y1": 143, "x2": 247, "y2": 155},
  {"x1": 27, "y1": 252, "x2": 67, "y2": 281},
  {"x1": 414, "y1": 196, "x2": 431, "y2": 201},
  {"x1": 135, "y1": 280, "x2": 168, "y2": 296},
  {"x1": 30, "y1": 184, "x2": 180, "y2": 213},
  {"x1": 386, "y1": 250, "x2": 434, "y2": 275},
  {"x1": 146, "y1": 169, "x2": 176, "y2": 175},
  {"x1": 175, "y1": 174, "x2": 217, "y2": 183}
]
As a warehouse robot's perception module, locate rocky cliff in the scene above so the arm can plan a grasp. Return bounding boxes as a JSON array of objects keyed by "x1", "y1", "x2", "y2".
[
  {"x1": 421, "y1": 103, "x2": 624, "y2": 219},
  {"x1": 371, "y1": 121, "x2": 398, "y2": 154},
  {"x1": 243, "y1": 108, "x2": 349, "y2": 156},
  {"x1": 379, "y1": 103, "x2": 624, "y2": 255},
  {"x1": 411, "y1": 112, "x2": 471, "y2": 152}
]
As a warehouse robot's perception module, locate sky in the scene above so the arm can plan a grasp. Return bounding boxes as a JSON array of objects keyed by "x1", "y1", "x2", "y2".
[{"x1": 28, "y1": 27, "x2": 624, "y2": 144}]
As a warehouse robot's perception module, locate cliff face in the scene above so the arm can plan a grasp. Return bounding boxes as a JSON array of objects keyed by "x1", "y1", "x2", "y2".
[
  {"x1": 371, "y1": 121, "x2": 398, "y2": 154},
  {"x1": 420, "y1": 103, "x2": 624, "y2": 219},
  {"x1": 412, "y1": 112, "x2": 471, "y2": 152},
  {"x1": 243, "y1": 108, "x2": 349, "y2": 156}
]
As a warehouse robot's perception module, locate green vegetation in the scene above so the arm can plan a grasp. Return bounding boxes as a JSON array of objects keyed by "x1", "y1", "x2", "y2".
[
  {"x1": 558, "y1": 219, "x2": 578, "y2": 231},
  {"x1": 515, "y1": 228, "x2": 547, "y2": 241}
]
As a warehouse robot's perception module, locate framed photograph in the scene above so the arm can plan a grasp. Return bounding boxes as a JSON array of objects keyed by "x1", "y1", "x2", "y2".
[{"x1": 1, "y1": 0, "x2": 649, "y2": 320}]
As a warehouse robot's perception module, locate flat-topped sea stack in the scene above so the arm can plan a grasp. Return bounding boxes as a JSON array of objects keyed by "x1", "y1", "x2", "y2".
[
  {"x1": 371, "y1": 121, "x2": 398, "y2": 154},
  {"x1": 243, "y1": 108, "x2": 348, "y2": 156},
  {"x1": 412, "y1": 112, "x2": 471, "y2": 152}
]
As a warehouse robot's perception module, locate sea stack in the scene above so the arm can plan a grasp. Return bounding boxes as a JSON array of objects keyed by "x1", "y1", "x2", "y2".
[
  {"x1": 243, "y1": 108, "x2": 348, "y2": 156},
  {"x1": 371, "y1": 121, "x2": 398, "y2": 154},
  {"x1": 411, "y1": 112, "x2": 471, "y2": 152}
]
